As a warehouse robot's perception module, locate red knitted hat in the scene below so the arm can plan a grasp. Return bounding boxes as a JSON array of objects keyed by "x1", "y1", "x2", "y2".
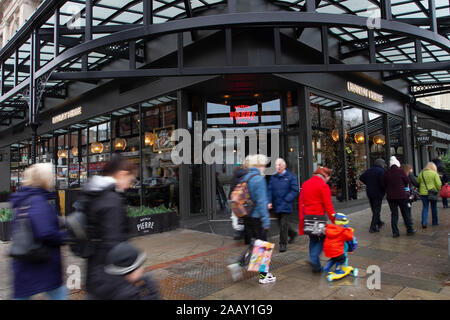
[{"x1": 314, "y1": 167, "x2": 331, "y2": 178}]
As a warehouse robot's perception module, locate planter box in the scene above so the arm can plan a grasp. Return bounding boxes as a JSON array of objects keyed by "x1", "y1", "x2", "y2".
[
  {"x1": 128, "y1": 211, "x2": 178, "y2": 237},
  {"x1": 0, "y1": 221, "x2": 11, "y2": 242}
]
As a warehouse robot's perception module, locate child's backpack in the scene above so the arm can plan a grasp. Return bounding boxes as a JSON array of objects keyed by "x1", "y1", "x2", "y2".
[
  {"x1": 229, "y1": 174, "x2": 258, "y2": 218},
  {"x1": 346, "y1": 237, "x2": 358, "y2": 253}
]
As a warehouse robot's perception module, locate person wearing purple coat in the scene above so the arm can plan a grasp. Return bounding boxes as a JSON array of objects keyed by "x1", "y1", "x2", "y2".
[
  {"x1": 382, "y1": 156, "x2": 416, "y2": 238},
  {"x1": 9, "y1": 163, "x2": 68, "y2": 300}
]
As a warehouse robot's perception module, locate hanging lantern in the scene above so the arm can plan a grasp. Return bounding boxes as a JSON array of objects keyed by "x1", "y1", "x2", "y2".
[
  {"x1": 354, "y1": 132, "x2": 365, "y2": 144},
  {"x1": 373, "y1": 134, "x2": 386, "y2": 145},
  {"x1": 114, "y1": 138, "x2": 127, "y2": 151},
  {"x1": 90, "y1": 142, "x2": 104, "y2": 154},
  {"x1": 57, "y1": 149, "x2": 68, "y2": 158},
  {"x1": 331, "y1": 128, "x2": 347, "y2": 142},
  {"x1": 144, "y1": 132, "x2": 155, "y2": 146},
  {"x1": 71, "y1": 146, "x2": 79, "y2": 157}
]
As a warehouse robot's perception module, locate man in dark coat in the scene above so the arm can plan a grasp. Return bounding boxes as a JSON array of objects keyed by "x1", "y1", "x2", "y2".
[
  {"x1": 359, "y1": 158, "x2": 386, "y2": 233},
  {"x1": 268, "y1": 158, "x2": 299, "y2": 252},
  {"x1": 383, "y1": 156, "x2": 416, "y2": 237}
]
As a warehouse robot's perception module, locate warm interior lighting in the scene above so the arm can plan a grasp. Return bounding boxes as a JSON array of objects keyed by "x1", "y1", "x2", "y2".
[
  {"x1": 57, "y1": 149, "x2": 68, "y2": 158},
  {"x1": 354, "y1": 132, "x2": 365, "y2": 144},
  {"x1": 373, "y1": 135, "x2": 386, "y2": 145},
  {"x1": 114, "y1": 138, "x2": 127, "y2": 151},
  {"x1": 90, "y1": 142, "x2": 104, "y2": 154}
]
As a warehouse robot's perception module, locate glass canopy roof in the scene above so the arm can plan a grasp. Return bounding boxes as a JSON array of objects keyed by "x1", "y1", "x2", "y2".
[{"x1": 1, "y1": 0, "x2": 449, "y2": 121}]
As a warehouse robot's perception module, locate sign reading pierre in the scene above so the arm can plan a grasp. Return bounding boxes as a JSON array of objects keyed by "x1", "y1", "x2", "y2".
[{"x1": 52, "y1": 106, "x2": 82, "y2": 124}]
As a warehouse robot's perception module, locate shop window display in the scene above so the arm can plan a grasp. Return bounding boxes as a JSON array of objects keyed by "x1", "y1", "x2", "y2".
[
  {"x1": 368, "y1": 112, "x2": 386, "y2": 166},
  {"x1": 310, "y1": 93, "x2": 345, "y2": 202},
  {"x1": 388, "y1": 116, "x2": 405, "y2": 164},
  {"x1": 343, "y1": 105, "x2": 367, "y2": 200},
  {"x1": 141, "y1": 96, "x2": 178, "y2": 212}
]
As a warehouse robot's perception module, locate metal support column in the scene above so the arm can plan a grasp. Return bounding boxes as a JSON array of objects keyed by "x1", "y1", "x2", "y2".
[{"x1": 298, "y1": 86, "x2": 313, "y2": 182}]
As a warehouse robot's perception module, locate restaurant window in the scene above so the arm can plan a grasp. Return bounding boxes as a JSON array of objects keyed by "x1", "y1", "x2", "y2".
[
  {"x1": 310, "y1": 93, "x2": 345, "y2": 202},
  {"x1": 111, "y1": 106, "x2": 140, "y2": 207},
  {"x1": 368, "y1": 112, "x2": 386, "y2": 166},
  {"x1": 88, "y1": 117, "x2": 111, "y2": 177},
  {"x1": 343, "y1": 105, "x2": 367, "y2": 200},
  {"x1": 388, "y1": 116, "x2": 405, "y2": 165},
  {"x1": 55, "y1": 131, "x2": 69, "y2": 190},
  {"x1": 141, "y1": 95, "x2": 178, "y2": 212}
]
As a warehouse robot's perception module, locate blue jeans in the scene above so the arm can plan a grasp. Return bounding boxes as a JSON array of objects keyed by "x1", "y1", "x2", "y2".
[
  {"x1": 15, "y1": 286, "x2": 67, "y2": 300},
  {"x1": 421, "y1": 196, "x2": 438, "y2": 226},
  {"x1": 443, "y1": 197, "x2": 448, "y2": 208},
  {"x1": 308, "y1": 235, "x2": 325, "y2": 269}
]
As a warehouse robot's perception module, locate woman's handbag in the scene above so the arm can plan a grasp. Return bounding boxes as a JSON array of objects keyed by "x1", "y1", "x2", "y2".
[
  {"x1": 301, "y1": 192, "x2": 327, "y2": 236},
  {"x1": 9, "y1": 199, "x2": 50, "y2": 264},
  {"x1": 440, "y1": 183, "x2": 450, "y2": 199},
  {"x1": 421, "y1": 172, "x2": 439, "y2": 201}
]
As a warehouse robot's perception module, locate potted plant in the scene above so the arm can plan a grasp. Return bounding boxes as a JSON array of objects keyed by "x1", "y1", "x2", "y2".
[
  {"x1": 127, "y1": 204, "x2": 178, "y2": 237},
  {"x1": 0, "y1": 208, "x2": 13, "y2": 241}
]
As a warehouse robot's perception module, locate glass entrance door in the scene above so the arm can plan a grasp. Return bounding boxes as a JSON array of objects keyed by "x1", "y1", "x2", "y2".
[{"x1": 205, "y1": 93, "x2": 282, "y2": 220}]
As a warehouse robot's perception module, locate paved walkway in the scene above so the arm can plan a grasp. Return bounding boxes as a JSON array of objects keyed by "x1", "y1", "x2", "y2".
[{"x1": 1, "y1": 202, "x2": 449, "y2": 300}]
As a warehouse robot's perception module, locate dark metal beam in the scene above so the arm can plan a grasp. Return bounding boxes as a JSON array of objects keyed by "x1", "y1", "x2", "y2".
[
  {"x1": 54, "y1": 7, "x2": 60, "y2": 57},
  {"x1": 321, "y1": 25, "x2": 329, "y2": 65},
  {"x1": 49, "y1": 62, "x2": 450, "y2": 81},
  {"x1": 381, "y1": 0, "x2": 392, "y2": 20},
  {"x1": 143, "y1": 0, "x2": 153, "y2": 25},
  {"x1": 428, "y1": 0, "x2": 437, "y2": 32}
]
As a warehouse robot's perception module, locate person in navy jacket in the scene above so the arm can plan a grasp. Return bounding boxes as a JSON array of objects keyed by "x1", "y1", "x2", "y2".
[
  {"x1": 268, "y1": 158, "x2": 299, "y2": 252},
  {"x1": 359, "y1": 158, "x2": 387, "y2": 233},
  {"x1": 9, "y1": 163, "x2": 68, "y2": 300}
]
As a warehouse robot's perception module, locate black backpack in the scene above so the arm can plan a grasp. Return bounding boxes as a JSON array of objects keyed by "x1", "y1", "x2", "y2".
[{"x1": 64, "y1": 195, "x2": 99, "y2": 258}]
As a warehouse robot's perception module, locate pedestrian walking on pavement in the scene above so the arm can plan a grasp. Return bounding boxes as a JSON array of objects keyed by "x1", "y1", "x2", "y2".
[
  {"x1": 359, "y1": 158, "x2": 386, "y2": 233},
  {"x1": 417, "y1": 162, "x2": 442, "y2": 228},
  {"x1": 383, "y1": 156, "x2": 416, "y2": 238},
  {"x1": 267, "y1": 158, "x2": 299, "y2": 252},
  {"x1": 91, "y1": 242, "x2": 160, "y2": 300},
  {"x1": 228, "y1": 164, "x2": 249, "y2": 241},
  {"x1": 298, "y1": 167, "x2": 336, "y2": 272},
  {"x1": 80, "y1": 154, "x2": 138, "y2": 299},
  {"x1": 9, "y1": 163, "x2": 68, "y2": 300},
  {"x1": 441, "y1": 173, "x2": 449, "y2": 209},
  {"x1": 402, "y1": 164, "x2": 420, "y2": 218},
  {"x1": 227, "y1": 154, "x2": 276, "y2": 284}
]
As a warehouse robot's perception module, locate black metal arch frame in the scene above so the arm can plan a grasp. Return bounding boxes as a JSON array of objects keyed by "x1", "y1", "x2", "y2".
[{"x1": 0, "y1": 0, "x2": 449, "y2": 163}]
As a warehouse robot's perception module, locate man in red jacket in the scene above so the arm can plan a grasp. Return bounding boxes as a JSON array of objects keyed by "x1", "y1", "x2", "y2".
[{"x1": 298, "y1": 167, "x2": 336, "y2": 272}]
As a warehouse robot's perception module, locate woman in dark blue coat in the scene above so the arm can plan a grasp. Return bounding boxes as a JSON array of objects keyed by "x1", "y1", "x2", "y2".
[{"x1": 9, "y1": 163, "x2": 67, "y2": 300}]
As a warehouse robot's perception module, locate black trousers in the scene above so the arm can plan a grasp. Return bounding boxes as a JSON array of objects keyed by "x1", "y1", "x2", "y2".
[
  {"x1": 240, "y1": 217, "x2": 268, "y2": 276},
  {"x1": 368, "y1": 197, "x2": 383, "y2": 231},
  {"x1": 388, "y1": 199, "x2": 414, "y2": 235},
  {"x1": 275, "y1": 212, "x2": 297, "y2": 245},
  {"x1": 243, "y1": 216, "x2": 267, "y2": 244}
]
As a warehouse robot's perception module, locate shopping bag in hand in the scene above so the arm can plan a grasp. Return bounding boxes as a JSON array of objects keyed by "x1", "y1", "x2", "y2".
[{"x1": 248, "y1": 240, "x2": 275, "y2": 273}]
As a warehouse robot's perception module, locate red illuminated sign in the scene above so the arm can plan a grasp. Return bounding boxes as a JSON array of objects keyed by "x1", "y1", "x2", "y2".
[{"x1": 229, "y1": 105, "x2": 256, "y2": 125}]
